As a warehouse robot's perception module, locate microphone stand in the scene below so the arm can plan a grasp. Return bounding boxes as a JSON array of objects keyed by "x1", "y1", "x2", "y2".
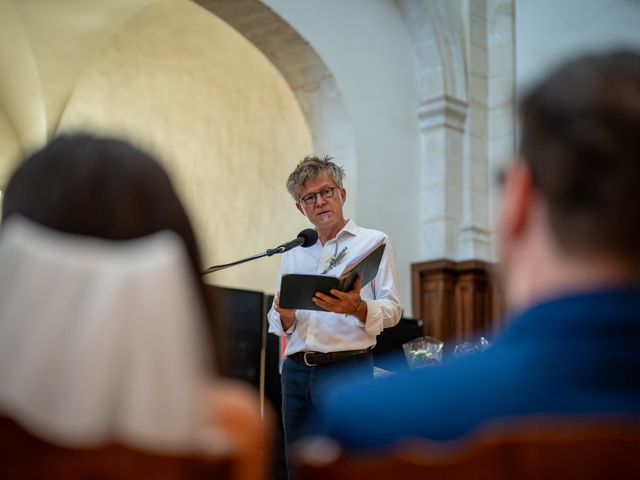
[
  {"x1": 202, "y1": 245, "x2": 290, "y2": 424},
  {"x1": 202, "y1": 246, "x2": 287, "y2": 275},
  {"x1": 202, "y1": 229, "x2": 316, "y2": 275}
]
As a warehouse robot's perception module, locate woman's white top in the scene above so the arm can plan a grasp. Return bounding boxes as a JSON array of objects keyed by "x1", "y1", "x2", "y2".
[{"x1": 0, "y1": 216, "x2": 213, "y2": 453}]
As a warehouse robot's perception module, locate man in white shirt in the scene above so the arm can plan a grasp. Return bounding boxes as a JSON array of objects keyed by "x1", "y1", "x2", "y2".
[{"x1": 267, "y1": 156, "x2": 402, "y2": 465}]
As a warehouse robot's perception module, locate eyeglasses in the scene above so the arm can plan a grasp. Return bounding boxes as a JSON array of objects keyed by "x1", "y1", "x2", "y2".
[{"x1": 299, "y1": 186, "x2": 338, "y2": 206}]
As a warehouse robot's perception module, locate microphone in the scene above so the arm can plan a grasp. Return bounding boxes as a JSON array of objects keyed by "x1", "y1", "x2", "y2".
[
  {"x1": 267, "y1": 229, "x2": 318, "y2": 256},
  {"x1": 202, "y1": 229, "x2": 318, "y2": 274}
]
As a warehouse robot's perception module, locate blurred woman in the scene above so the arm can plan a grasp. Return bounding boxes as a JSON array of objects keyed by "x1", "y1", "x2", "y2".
[{"x1": 0, "y1": 133, "x2": 271, "y2": 480}]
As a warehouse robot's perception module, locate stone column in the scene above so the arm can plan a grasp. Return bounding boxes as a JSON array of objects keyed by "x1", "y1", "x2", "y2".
[
  {"x1": 398, "y1": 0, "x2": 470, "y2": 260},
  {"x1": 417, "y1": 95, "x2": 467, "y2": 259}
]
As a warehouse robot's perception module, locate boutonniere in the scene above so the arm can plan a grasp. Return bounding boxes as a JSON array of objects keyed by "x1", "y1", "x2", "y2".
[{"x1": 320, "y1": 246, "x2": 348, "y2": 274}]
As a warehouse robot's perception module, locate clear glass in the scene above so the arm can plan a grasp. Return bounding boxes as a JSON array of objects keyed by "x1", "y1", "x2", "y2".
[
  {"x1": 402, "y1": 336, "x2": 444, "y2": 368},
  {"x1": 452, "y1": 336, "x2": 491, "y2": 357}
]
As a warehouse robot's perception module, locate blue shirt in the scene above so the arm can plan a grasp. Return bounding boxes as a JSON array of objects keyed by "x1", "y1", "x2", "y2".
[{"x1": 317, "y1": 287, "x2": 640, "y2": 450}]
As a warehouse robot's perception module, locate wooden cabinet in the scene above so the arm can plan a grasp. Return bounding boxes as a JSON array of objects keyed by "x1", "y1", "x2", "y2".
[{"x1": 411, "y1": 259, "x2": 506, "y2": 343}]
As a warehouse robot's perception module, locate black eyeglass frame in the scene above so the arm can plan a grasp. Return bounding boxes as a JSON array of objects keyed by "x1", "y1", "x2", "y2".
[{"x1": 299, "y1": 186, "x2": 339, "y2": 206}]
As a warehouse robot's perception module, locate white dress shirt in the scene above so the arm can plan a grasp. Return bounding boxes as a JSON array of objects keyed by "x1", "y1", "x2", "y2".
[{"x1": 267, "y1": 219, "x2": 402, "y2": 356}]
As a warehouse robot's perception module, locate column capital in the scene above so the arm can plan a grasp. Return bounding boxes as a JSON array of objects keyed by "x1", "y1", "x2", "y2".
[{"x1": 417, "y1": 95, "x2": 468, "y2": 132}]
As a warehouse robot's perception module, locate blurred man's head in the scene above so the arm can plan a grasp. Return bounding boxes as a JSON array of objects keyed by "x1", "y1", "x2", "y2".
[{"x1": 499, "y1": 51, "x2": 640, "y2": 308}]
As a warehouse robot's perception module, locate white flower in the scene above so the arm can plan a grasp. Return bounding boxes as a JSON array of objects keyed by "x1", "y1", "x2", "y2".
[{"x1": 320, "y1": 246, "x2": 347, "y2": 274}]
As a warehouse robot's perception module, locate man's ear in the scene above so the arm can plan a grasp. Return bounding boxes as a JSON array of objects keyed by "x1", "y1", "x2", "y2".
[
  {"x1": 296, "y1": 202, "x2": 306, "y2": 216},
  {"x1": 340, "y1": 188, "x2": 346, "y2": 205},
  {"x1": 500, "y1": 159, "x2": 535, "y2": 240}
]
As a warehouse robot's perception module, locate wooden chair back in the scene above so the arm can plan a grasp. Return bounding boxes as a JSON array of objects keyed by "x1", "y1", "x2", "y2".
[
  {"x1": 0, "y1": 416, "x2": 232, "y2": 480},
  {"x1": 293, "y1": 417, "x2": 640, "y2": 480}
]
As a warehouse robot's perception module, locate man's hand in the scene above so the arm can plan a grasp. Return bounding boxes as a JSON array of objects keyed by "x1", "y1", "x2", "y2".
[
  {"x1": 274, "y1": 292, "x2": 296, "y2": 331},
  {"x1": 312, "y1": 276, "x2": 368, "y2": 323}
]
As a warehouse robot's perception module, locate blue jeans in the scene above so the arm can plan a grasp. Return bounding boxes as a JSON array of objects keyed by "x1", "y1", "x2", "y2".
[{"x1": 281, "y1": 351, "x2": 374, "y2": 447}]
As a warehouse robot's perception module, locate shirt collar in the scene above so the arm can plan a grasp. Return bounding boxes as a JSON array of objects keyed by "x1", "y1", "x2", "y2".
[
  {"x1": 336, "y1": 218, "x2": 358, "y2": 240},
  {"x1": 315, "y1": 219, "x2": 358, "y2": 247}
]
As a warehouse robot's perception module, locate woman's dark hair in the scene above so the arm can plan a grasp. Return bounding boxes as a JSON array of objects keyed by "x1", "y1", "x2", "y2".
[{"x1": 2, "y1": 133, "x2": 224, "y2": 369}]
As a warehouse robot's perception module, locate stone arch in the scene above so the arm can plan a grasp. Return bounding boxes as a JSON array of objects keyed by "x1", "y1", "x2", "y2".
[
  {"x1": 193, "y1": 0, "x2": 358, "y2": 194},
  {"x1": 398, "y1": 0, "x2": 467, "y2": 105}
]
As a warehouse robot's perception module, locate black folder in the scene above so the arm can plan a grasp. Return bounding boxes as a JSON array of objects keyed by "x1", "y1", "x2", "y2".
[{"x1": 279, "y1": 241, "x2": 386, "y2": 311}]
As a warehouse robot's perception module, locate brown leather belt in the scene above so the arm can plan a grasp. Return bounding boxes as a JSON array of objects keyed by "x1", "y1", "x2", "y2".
[{"x1": 288, "y1": 348, "x2": 371, "y2": 367}]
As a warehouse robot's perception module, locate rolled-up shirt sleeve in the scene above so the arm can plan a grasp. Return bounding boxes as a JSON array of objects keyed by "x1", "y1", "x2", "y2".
[
  {"x1": 359, "y1": 238, "x2": 402, "y2": 336},
  {"x1": 267, "y1": 254, "x2": 295, "y2": 337}
]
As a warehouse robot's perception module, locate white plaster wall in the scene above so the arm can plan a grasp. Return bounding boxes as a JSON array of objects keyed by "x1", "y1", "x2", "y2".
[
  {"x1": 263, "y1": 0, "x2": 422, "y2": 315},
  {"x1": 516, "y1": 0, "x2": 640, "y2": 95},
  {"x1": 0, "y1": 0, "x2": 313, "y2": 294}
]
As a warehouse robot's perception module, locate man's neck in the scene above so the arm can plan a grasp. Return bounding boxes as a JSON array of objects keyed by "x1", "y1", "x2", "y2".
[
  {"x1": 507, "y1": 250, "x2": 639, "y2": 312},
  {"x1": 317, "y1": 218, "x2": 348, "y2": 245},
  {"x1": 502, "y1": 209, "x2": 640, "y2": 310}
]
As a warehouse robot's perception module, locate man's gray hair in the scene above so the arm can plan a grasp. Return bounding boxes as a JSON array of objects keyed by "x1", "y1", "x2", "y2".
[{"x1": 286, "y1": 155, "x2": 346, "y2": 200}]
